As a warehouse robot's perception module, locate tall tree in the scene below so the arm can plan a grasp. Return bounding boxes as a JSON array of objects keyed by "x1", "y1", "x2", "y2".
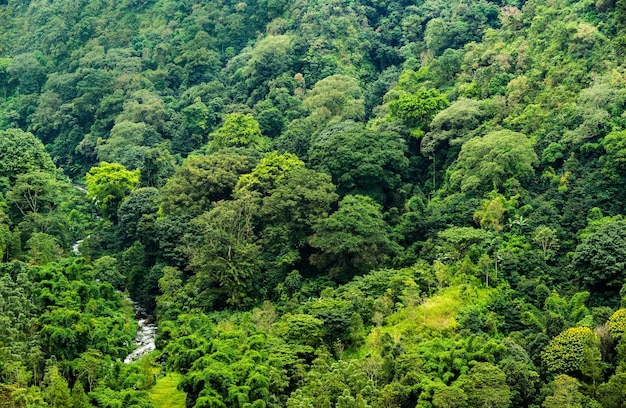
[
  {"x1": 160, "y1": 153, "x2": 255, "y2": 216},
  {"x1": 459, "y1": 363, "x2": 511, "y2": 408},
  {"x1": 304, "y1": 75, "x2": 365, "y2": 130},
  {"x1": 448, "y1": 130, "x2": 537, "y2": 195},
  {"x1": 389, "y1": 87, "x2": 449, "y2": 137},
  {"x1": 308, "y1": 123, "x2": 409, "y2": 206},
  {"x1": 42, "y1": 366, "x2": 72, "y2": 408},
  {"x1": 0, "y1": 129, "x2": 55, "y2": 182},
  {"x1": 207, "y1": 113, "x2": 269, "y2": 153},
  {"x1": 187, "y1": 195, "x2": 262, "y2": 308},
  {"x1": 309, "y1": 195, "x2": 394, "y2": 281},
  {"x1": 85, "y1": 162, "x2": 139, "y2": 222},
  {"x1": 572, "y1": 220, "x2": 626, "y2": 291}
]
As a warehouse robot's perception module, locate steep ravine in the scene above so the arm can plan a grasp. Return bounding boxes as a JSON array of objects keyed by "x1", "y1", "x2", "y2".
[
  {"x1": 123, "y1": 303, "x2": 157, "y2": 363},
  {"x1": 72, "y1": 183, "x2": 157, "y2": 363}
]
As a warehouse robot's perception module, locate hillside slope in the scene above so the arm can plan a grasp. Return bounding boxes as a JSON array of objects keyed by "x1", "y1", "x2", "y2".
[{"x1": 1, "y1": 0, "x2": 626, "y2": 406}]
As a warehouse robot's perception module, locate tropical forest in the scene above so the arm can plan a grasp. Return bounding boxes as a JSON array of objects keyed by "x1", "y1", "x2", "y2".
[{"x1": 2, "y1": 0, "x2": 626, "y2": 406}]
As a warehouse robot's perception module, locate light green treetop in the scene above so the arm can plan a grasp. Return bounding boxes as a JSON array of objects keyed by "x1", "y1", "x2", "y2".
[
  {"x1": 207, "y1": 113, "x2": 269, "y2": 153},
  {"x1": 85, "y1": 162, "x2": 140, "y2": 222},
  {"x1": 449, "y1": 130, "x2": 538, "y2": 194}
]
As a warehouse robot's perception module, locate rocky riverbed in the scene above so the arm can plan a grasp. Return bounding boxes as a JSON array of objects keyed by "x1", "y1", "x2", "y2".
[{"x1": 124, "y1": 305, "x2": 157, "y2": 364}]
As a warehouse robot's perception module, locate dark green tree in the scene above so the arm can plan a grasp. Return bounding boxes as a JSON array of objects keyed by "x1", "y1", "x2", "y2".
[
  {"x1": 572, "y1": 220, "x2": 626, "y2": 290},
  {"x1": 117, "y1": 187, "x2": 160, "y2": 248},
  {"x1": 448, "y1": 130, "x2": 537, "y2": 195},
  {"x1": 243, "y1": 35, "x2": 294, "y2": 94},
  {"x1": 432, "y1": 385, "x2": 468, "y2": 408},
  {"x1": 6, "y1": 171, "x2": 59, "y2": 217},
  {"x1": 160, "y1": 153, "x2": 255, "y2": 216},
  {"x1": 309, "y1": 123, "x2": 409, "y2": 206},
  {"x1": 309, "y1": 195, "x2": 394, "y2": 281},
  {"x1": 187, "y1": 196, "x2": 262, "y2": 308},
  {"x1": 260, "y1": 167, "x2": 338, "y2": 278}
]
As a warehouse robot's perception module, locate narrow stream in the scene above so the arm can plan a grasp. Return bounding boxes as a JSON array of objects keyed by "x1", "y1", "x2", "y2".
[
  {"x1": 72, "y1": 182, "x2": 157, "y2": 364},
  {"x1": 72, "y1": 239, "x2": 84, "y2": 255},
  {"x1": 123, "y1": 304, "x2": 157, "y2": 364},
  {"x1": 72, "y1": 183, "x2": 88, "y2": 194}
]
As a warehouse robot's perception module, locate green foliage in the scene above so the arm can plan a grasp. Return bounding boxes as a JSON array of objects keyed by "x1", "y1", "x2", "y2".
[
  {"x1": 596, "y1": 372, "x2": 626, "y2": 408},
  {"x1": 34, "y1": 260, "x2": 136, "y2": 361},
  {"x1": 85, "y1": 162, "x2": 140, "y2": 222},
  {"x1": 608, "y1": 309, "x2": 626, "y2": 339},
  {"x1": 207, "y1": 114, "x2": 269, "y2": 153},
  {"x1": 286, "y1": 355, "x2": 377, "y2": 407},
  {"x1": 139, "y1": 143, "x2": 177, "y2": 188},
  {"x1": 542, "y1": 327, "x2": 601, "y2": 375},
  {"x1": 458, "y1": 363, "x2": 511, "y2": 408},
  {"x1": 236, "y1": 152, "x2": 304, "y2": 195},
  {"x1": 187, "y1": 196, "x2": 262, "y2": 308},
  {"x1": 449, "y1": 130, "x2": 538, "y2": 195},
  {"x1": 90, "y1": 386, "x2": 154, "y2": 408},
  {"x1": 572, "y1": 220, "x2": 626, "y2": 290},
  {"x1": 309, "y1": 195, "x2": 394, "y2": 281},
  {"x1": 156, "y1": 266, "x2": 188, "y2": 321},
  {"x1": 437, "y1": 227, "x2": 492, "y2": 260},
  {"x1": 4, "y1": 0, "x2": 626, "y2": 404},
  {"x1": 533, "y1": 226, "x2": 560, "y2": 260},
  {"x1": 6, "y1": 171, "x2": 59, "y2": 217},
  {"x1": 0, "y1": 129, "x2": 56, "y2": 182},
  {"x1": 259, "y1": 166, "x2": 338, "y2": 281},
  {"x1": 161, "y1": 315, "x2": 294, "y2": 408},
  {"x1": 499, "y1": 345, "x2": 540, "y2": 408},
  {"x1": 70, "y1": 382, "x2": 91, "y2": 408},
  {"x1": 541, "y1": 374, "x2": 600, "y2": 408},
  {"x1": 117, "y1": 187, "x2": 161, "y2": 249},
  {"x1": 304, "y1": 75, "x2": 365, "y2": 129},
  {"x1": 42, "y1": 366, "x2": 71, "y2": 408},
  {"x1": 432, "y1": 385, "x2": 468, "y2": 408},
  {"x1": 161, "y1": 153, "x2": 255, "y2": 216},
  {"x1": 276, "y1": 313, "x2": 325, "y2": 347},
  {"x1": 96, "y1": 121, "x2": 158, "y2": 169},
  {"x1": 602, "y1": 130, "x2": 626, "y2": 180},
  {"x1": 422, "y1": 98, "x2": 484, "y2": 154},
  {"x1": 308, "y1": 123, "x2": 408, "y2": 205},
  {"x1": 389, "y1": 88, "x2": 449, "y2": 136},
  {"x1": 26, "y1": 232, "x2": 63, "y2": 265},
  {"x1": 472, "y1": 194, "x2": 511, "y2": 232},
  {"x1": 149, "y1": 373, "x2": 186, "y2": 408},
  {"x1": 243, "y1": 35, "x2": 294, "y2": 94}
]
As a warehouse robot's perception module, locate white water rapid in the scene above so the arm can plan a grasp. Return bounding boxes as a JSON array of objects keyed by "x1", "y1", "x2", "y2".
[{"x1": 123, "y1": 304, "x2": 157, "y2": 363}]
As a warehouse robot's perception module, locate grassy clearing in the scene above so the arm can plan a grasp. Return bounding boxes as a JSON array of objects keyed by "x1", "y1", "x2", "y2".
[
  {"x1": 360, "y1": 284, "x2": 494, "y2": 356},
  {"x1": 149, "y1": 372, "x2": 186, "y2": 408}
]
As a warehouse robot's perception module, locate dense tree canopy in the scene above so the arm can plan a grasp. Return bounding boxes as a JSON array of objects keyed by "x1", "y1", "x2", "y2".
[
  {"x1": 3, "y1": 0, "x2": 626, "y2": 406},
  {"x1": 572, "y1": 220, "x2": 626, "y2": 290},
  {"x1": 207, "y1": 113, "x2": 269, "y2": 153},
  {"x1": 160, "y1": 153, "x2": 255, "y2": 216},
  {"x1": 0, "y1": 129, "x2": 55, "y2": 182},
  {"x1": 309, "y1": 123, "x2": 409, "y2": 206},
  {"x1": 309, "y1": 195, "x2": 394, "y2": 280},
  {"x1": 448, "y1": 130, "x2": 538, "y2": 195}
]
